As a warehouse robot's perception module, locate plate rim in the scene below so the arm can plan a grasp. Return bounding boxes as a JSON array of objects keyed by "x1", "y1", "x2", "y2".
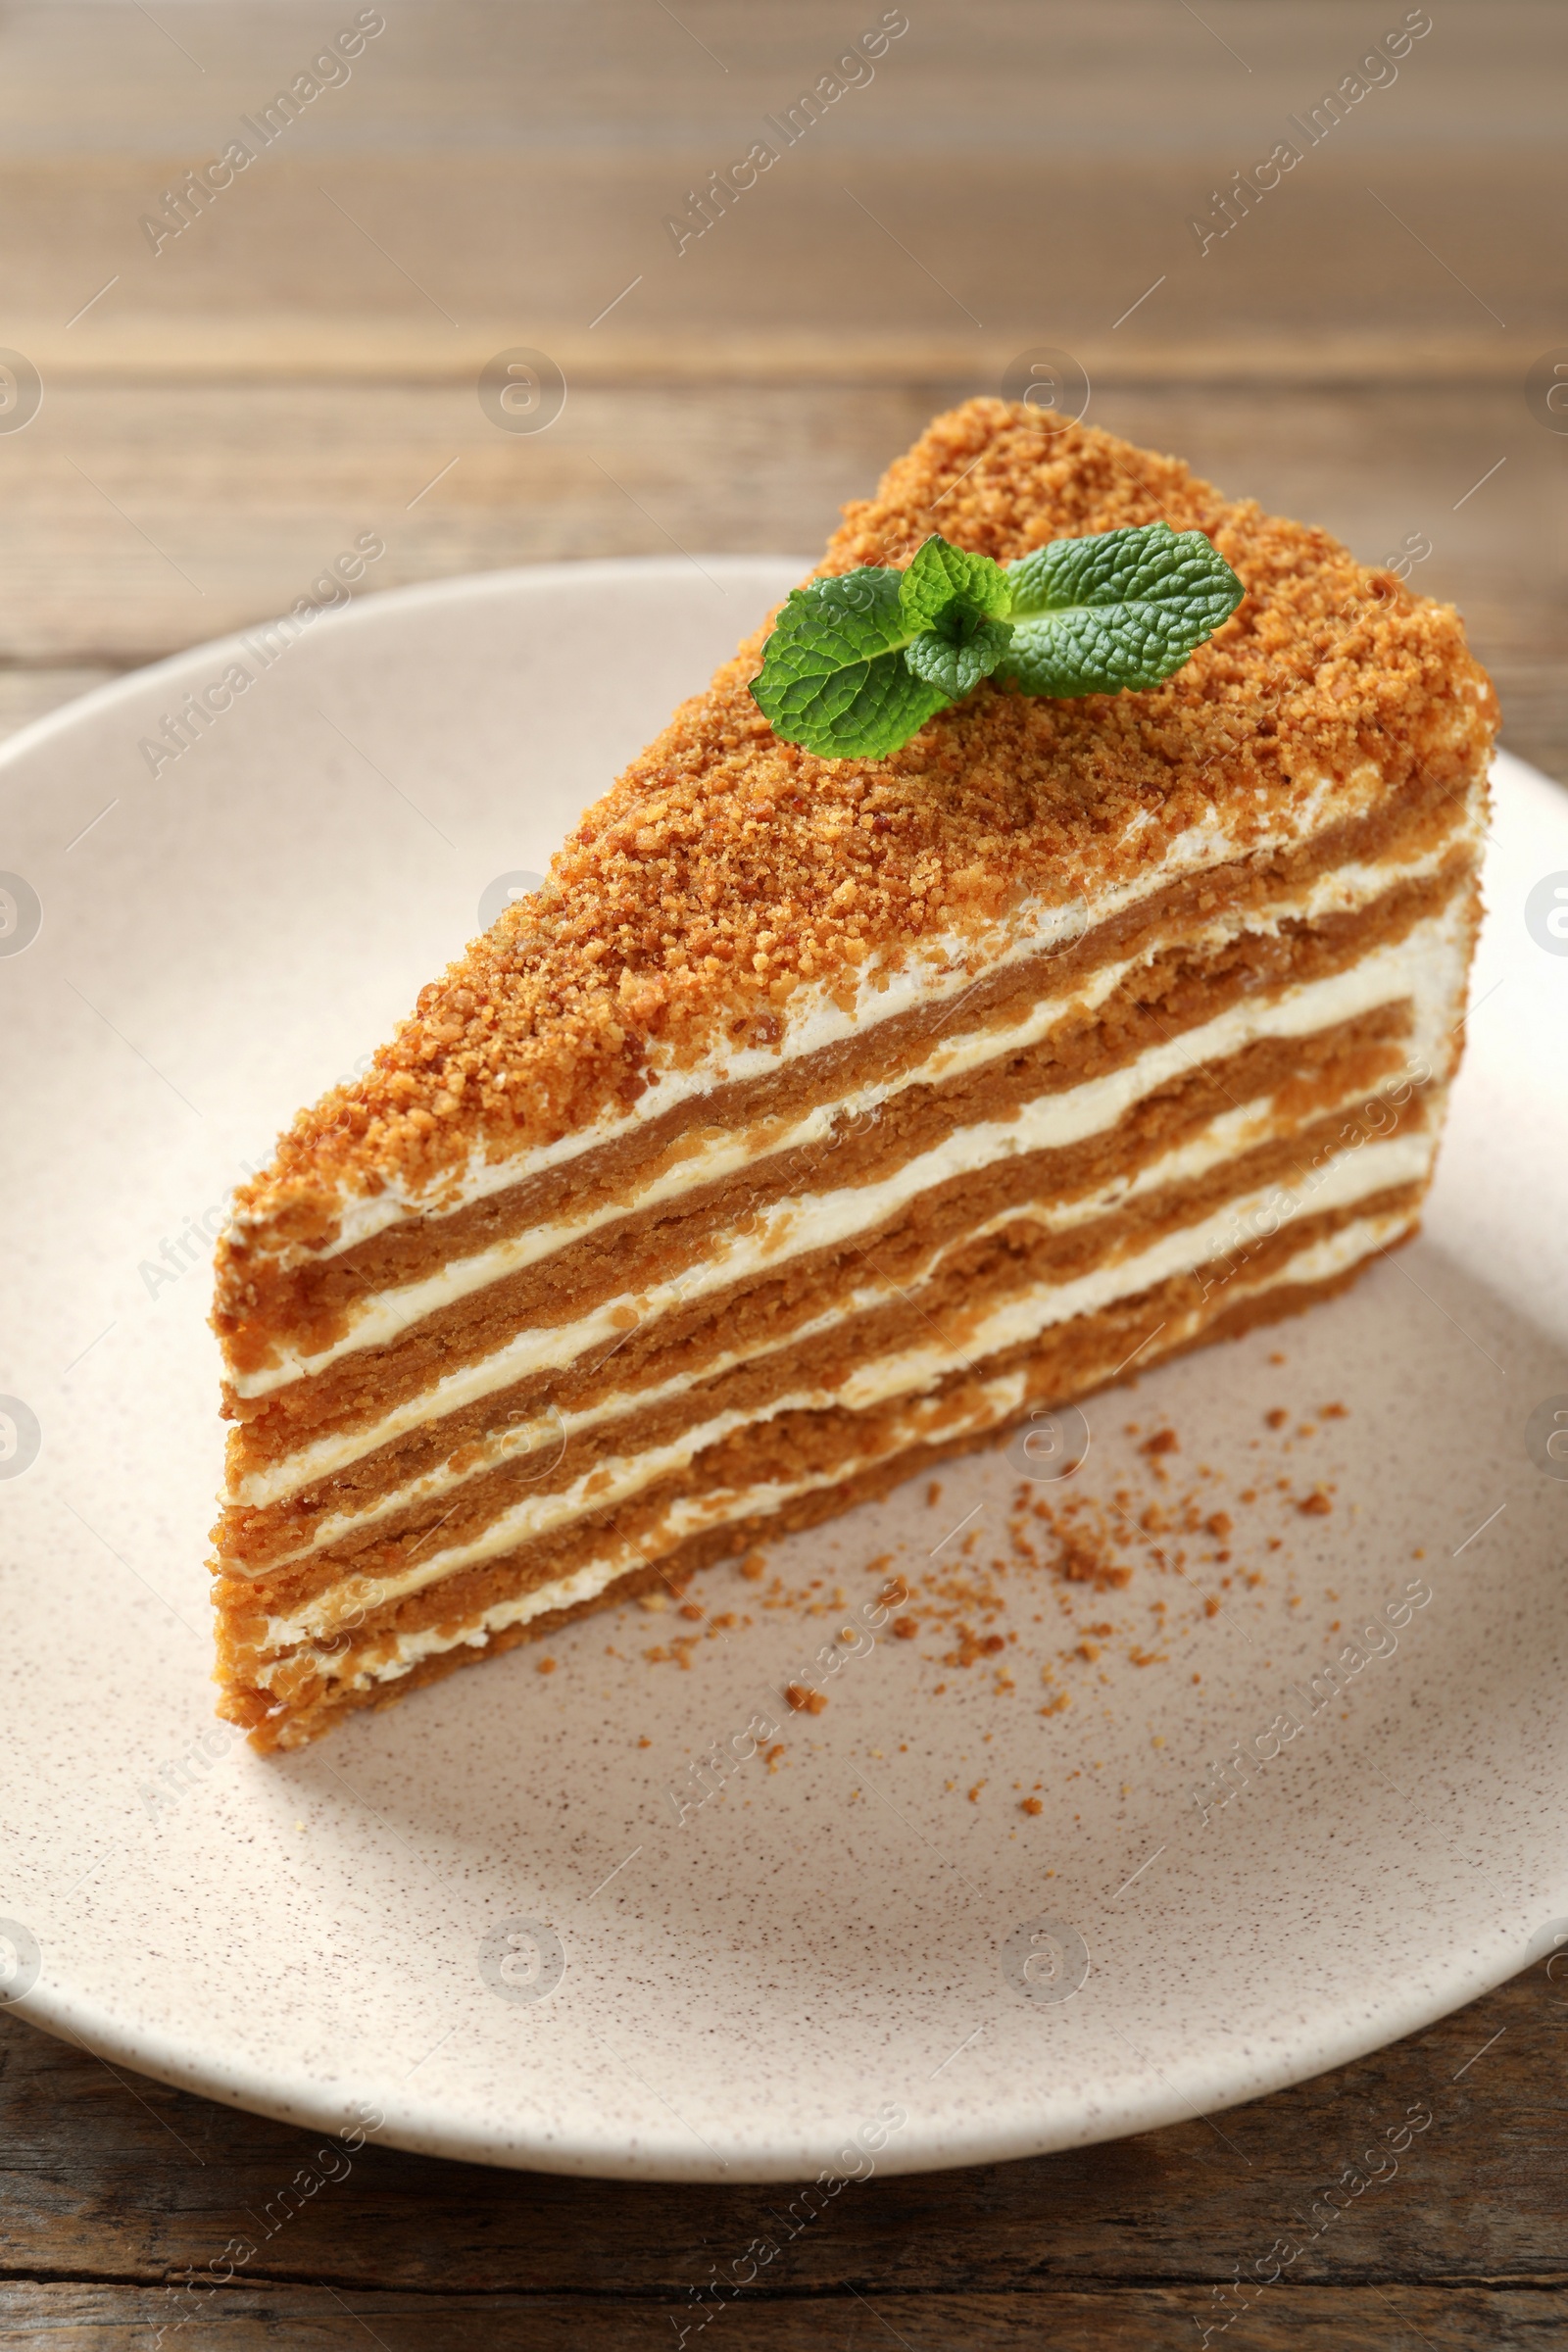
[
  {"x1": 0, "y1": 551, "x2": 809, "y2": 778},
  {"x1": 12, "y1": 1903, "x2": 1549, "y2": 2180},
  {"x1": 2, "y1": 564, "x2": 1561, "y2": 2179}
]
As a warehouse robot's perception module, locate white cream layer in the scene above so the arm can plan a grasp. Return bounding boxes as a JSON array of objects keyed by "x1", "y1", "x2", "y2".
[
  {"x1": 249, "y1": 1042, "x2": 1443, "y2": 1571},
  {"x1": 229, "y1": 888, "x2": 1469, "y2": 1514},
  {"x1": 244, "y1": 1094, "x2": 1294, "y2": 1568},
  {"x1": 262, "y1": 1200, "x2": 1417, "y2": 1700},
  {"x1": 261, "y1": 1370, "x2": 1032, "y2": 1697},
  {"x1": 252, "y1": 1126, "x2": 1436, "y2": 1651},
  {"x1": 232, "y1": 889, "x2": 1476, "y2": 1514},
  {"x1": 229, "y1": 825, "x2": 1476, "y2": 1401},
  {"x1": 243, "y1": 759, "x2": 1403, "y2": 1275}
]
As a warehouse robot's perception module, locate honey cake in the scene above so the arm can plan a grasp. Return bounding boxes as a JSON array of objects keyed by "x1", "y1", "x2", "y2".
[{"x1": 210, "y1": 399, "x2": 1496, "y2": 1749}]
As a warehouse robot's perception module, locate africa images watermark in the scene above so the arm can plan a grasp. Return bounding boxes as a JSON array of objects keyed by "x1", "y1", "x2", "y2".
[
  {"x1": 663, "y1": 1575, "x2": 909, "y2": 1827},
  {"x1": 1190, "y1": 1574, "x2": 1435, "y2": 1825},
  {"x1": 672, "y1": 2104, "x2": 908, "y2": 2346},
  {"x1": 139, "y1": 9, "x2": 386, "y2": 254},
  {"x1": 663, "y1": 9, "x2": 909, "y2": 256},
  {"x1": 136, "y1": 1717, "x2": 246, "y2": 1821},
  {"x1": 136, "y1": 1165, "x2": 262, "y2": 1299},
  {"x1": 150, "y1": 2098, "x2": 386, "y2": 2345},
  {"x1": 1195, "y1": 1052, "x2": 1433, "y2": 1310},
  {"x1": 1196, "y1": 2098, "x2": 1434, "y2": 2344},
  {"x1": 134, "y1": 1024, "x2": 385, "y2": 1302},
  {"x1": 136, "y1": 532, "x2": 385, "y2": 779},
  {"x1": 1188, "y1": 6, "x2": 1433, "y2": 257}
]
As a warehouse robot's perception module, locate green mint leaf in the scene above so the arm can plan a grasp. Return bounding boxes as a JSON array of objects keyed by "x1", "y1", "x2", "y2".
[
  {"x1": 750, "y1": 567, "x2": 948, "y2": 758},
  {"x1": 898, "y1": 534, "x2": 1012, "y2": 630},
  {"x1": 750, "y1": 523, "x2": 1244, "y2": 760},
  {"x1": 905, "y1": 615, "x2": 1014, "y2": 700},
  {"x1": 1000, "y1": 521, "x2": 1244, "y2": 697}
]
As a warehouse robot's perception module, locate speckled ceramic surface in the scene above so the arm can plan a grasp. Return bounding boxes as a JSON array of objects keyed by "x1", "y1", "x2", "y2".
[{"x1": 1, "y1": 559, "x2": 1565, "y2": 2181}]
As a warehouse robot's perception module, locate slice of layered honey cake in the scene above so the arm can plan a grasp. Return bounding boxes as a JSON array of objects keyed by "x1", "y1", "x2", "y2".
[{"x1": 212, "y1": 398, "x2": 1495, "y2": 1749}]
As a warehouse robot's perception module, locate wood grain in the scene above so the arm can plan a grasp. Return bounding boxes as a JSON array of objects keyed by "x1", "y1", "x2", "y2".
[
  {"x1": 3, "y1": 2286, "x2": 1565, "y2": 2350},
  {"x1": 1, "y1": 376, "x2": 1561, "y2": 772},
  {"x1": 3, "y1": 1962, "x2": 1566, "y2": 2346},
  {"x1": 4, "y1": 1, "x2": 1561, "y2": 380}
]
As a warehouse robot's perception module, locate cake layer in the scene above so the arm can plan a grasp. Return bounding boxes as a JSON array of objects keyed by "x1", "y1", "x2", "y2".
[
  {"x1": 220, "y1": 1007, "x2": 1430, "y2": 1591},
  {"x1": 222, "y1": 997, "x2": 1419, "y2": 1571},
  {"x1": 232, "y1": 1231, "x2": 1393, "y2": 1752},
  {"x1": 221, "y1": 854, "x2": 1475, "y2": 1479},
  {"x1": 217, "y1": 755, "x2": 1477, "y2": 1374},
  {"x1": 220, "y1": 1105, "x2": 1439, "y2": 1646},
  {"x1": 215, "y1": 860, "x2": 1469, "y2": 1724},
  {"x1": 220, "y1": 1193, "x2": 1421, "y2": 1746},
  {"x1": 248, "y1": 1133, "x2": 1439, "y2": 1655}
]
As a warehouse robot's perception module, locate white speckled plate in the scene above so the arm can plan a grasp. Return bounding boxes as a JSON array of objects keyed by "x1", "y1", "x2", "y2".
[{"x1": 2, "y1": 559, "x2": 1566, "y2": 2181}]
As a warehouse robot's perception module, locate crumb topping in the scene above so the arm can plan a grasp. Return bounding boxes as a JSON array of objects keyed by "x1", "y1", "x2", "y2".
[{"x1": 228, "y1": 398, "x2": 1495, "y2": 1250}]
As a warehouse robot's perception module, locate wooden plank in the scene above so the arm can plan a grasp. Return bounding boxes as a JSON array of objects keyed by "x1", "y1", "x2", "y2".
[
  {"x1": 0, "y1": 377, "x2": 1560, "y2": 789},
  {"x1": 14, "y1": 324, "x2": 1557, "y2": 388},
  {"x1": 4, "y1": 2281, "x2": 1565, "y2": 2350},
  {"x1": 1, "y1": 2, "x2": 1559, "y2": 379},
  {"x1": 3, "y1": 1966, "x2": 1564, "y2": 2293}
]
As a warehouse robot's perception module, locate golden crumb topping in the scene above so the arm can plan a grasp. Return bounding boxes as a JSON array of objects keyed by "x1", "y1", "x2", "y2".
[{"x1": 226, "y1": 399, "x2": 1494, "y2": 1252}]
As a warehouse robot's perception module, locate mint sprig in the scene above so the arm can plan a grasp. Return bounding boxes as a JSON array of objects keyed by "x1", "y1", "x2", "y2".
[
  {"x1": 750, "y1": 522, "x2": 1244, "y2": 760},
  {"x1": 1001, "y1": 525, "x2": 1246, "y2": 698},
  {"x1": 742, "y1": 565, "x2": 948, "y2": 761}
]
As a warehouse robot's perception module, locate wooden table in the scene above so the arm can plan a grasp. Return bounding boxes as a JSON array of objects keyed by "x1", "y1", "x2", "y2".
[
  {"x1": 5, "y1": 1955, "x2": 1568, "y2": 2347},
  {"x1": 2, "y1": 6, "x2": 1563, "y2": 2343}
]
